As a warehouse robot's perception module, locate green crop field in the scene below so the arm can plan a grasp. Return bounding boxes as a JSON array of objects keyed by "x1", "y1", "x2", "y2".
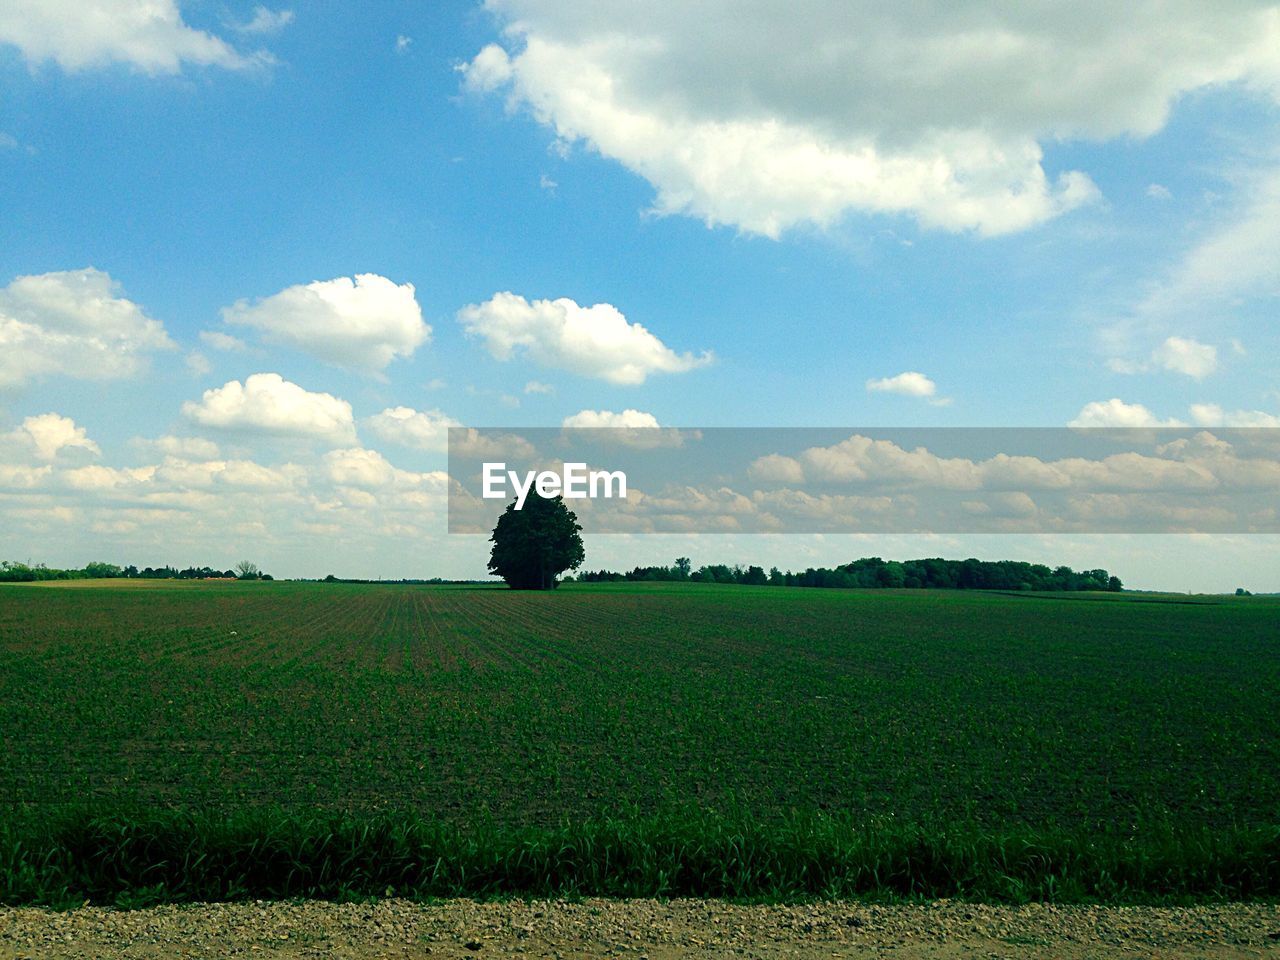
[{"x1": 1, "y1": 580, "x2": 1278, "y2": 905}]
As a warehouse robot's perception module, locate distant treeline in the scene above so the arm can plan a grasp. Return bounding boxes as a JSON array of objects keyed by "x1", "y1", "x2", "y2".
[
  {"x1": 317, "y1": 575, "x2": 488, "y2": 585},
  {"x1": 0, "y1": 561, "x2": 272, "y2": 582},
  {"x1": 577, "y1": 557, "x2": 1123, "y2": 592}
]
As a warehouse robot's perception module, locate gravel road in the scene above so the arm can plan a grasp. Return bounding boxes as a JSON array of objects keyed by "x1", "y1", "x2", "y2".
[{"x1": 3, "y1": 898, "x2": 1278, "y2": 959}]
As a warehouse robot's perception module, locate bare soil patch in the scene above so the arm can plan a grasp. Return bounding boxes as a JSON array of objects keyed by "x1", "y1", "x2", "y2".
[{"x1": 3, "y1": 899, "x2": 1278, "y2": 959}]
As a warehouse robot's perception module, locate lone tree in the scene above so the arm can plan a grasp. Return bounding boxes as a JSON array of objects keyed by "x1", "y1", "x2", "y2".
[
  {"x1": 234, "y1": 560, "x2": 261, "y2": 580},
  {"x1": 488, "y1": 493, "x2": 585, "y2": 590}
]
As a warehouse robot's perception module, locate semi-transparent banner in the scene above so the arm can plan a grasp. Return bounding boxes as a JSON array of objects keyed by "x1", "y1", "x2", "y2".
[{"x1": 447, "y1": 427, "x2": 1280, "y2": 534}]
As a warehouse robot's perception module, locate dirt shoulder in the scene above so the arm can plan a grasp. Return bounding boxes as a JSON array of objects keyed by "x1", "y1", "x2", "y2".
[{"x1": 2, "y1": 898, "x2": 1278, "y2": 959}]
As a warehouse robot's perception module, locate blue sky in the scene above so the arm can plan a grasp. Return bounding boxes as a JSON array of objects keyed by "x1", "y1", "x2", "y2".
[{"x1": 2, "y1": 1, "x2": 1279, "y2": 587}]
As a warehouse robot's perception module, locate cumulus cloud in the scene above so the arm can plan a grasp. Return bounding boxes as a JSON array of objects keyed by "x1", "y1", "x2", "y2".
[
  {"x1": 1068, "y1": 399, "x2": 1186, "y2": 428},
  {"x1": 865, "y1": 371, "x2": 949, "y2": 403},
  {"x1": 1190, "y1": 403, "x2": 1280, "y2": 428},
  {"x1": 181, "y1": 373, "x2": 356, "y2": 444},
  {"x1": 153, "y1": 456, "x2": 302, "y2": 492},
  {"x1": 1069, "y1": 399, "x2": 1280, "y2": 429},
  {"x1": 560, "y1": 408, "x2": 692, "y2": 448},
  {"x1": 8, "y1": 413, "x2": 100, "y2": 460},
  {"x1": 325, "y1": 447, "x2": 401, "y2": 489},
  {"x1": 324, "y1": 447, "x2": 446, "y2": 494},
  {"x1": 1152, "y1": 336, "x2": 1218, "y2": 379},
  {"x1": 747, "y1": 453, "x2": 806, "y2": 485},
  {"x1": 59, "y1": 463, "x2": 157, "y2": 494},
  {"x1": 133, "y1": 434, "x2": 221, "y2": 459},
  {"x1": 463, "y1": 2, "x2": 1280, "y2": 237},
  {"x1": 1112, "y1": 336, "x2": 1220, "y2": 378},
  {"x1": 0, "y1": 0, "x2": 263, "y2": 72},
  {"x1": 459, "y1": 292, "x2": 711, "y2": 385},
  {"x1": 524, "y1": 380, "x2": 554, "y2": 395},
  {"x1": 0, "y1": 463, "x2": 51, "y2": 490},
  {"x1": 0, "y1": 423, "x2": 460, "y2": 572},
  {"x1": 223, "y1": 274, "x2": 431, "y2": 375},
  {"x1": 447, "y1": 428, "x2": 539, "y2": 461},
  {"x1": 0, "y1": 268, "x2": 174, "y2": 389},
  {"x1": 745, "y1": 432, "x2": 1248, "y2": 496},
  {"x1": 365, "y1": 407, "x2": 462, "y2": 453},
  {"x1": 561, "y1": 409, "x2": 661, "y2": 429}
]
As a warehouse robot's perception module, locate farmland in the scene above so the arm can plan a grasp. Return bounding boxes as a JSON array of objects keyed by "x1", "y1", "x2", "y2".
[{"x1": 1, "y1": 580, "x2": 1277, "y2": 904}]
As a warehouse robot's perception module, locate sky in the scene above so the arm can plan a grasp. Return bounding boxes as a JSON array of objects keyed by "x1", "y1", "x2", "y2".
[{"x1": 1, "y1": 0, "x2": 1278, "y2": 589}]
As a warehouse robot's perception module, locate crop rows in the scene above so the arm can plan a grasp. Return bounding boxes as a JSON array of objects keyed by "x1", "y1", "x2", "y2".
[{"x1": 1, "y1": 580, "x2": 1277, "y2": 903}]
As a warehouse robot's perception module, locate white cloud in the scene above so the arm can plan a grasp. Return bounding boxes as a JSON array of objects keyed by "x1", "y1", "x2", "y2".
[
  {"x1": 199, "y1": 330, "x2": 246, "y2": 351},
  {"x1": 866, "y1": 371, "x2": 938, "y2": 399},
  {"x1": 154, "y1": 456, "x2": 302, "y2": 492},
  {"x1": 135, "y1": 434, "x2": 221, "y2": 459},
  {"x1": 560, "y1": 409, "x2": 694, "y2": 448},
  {"x1": 364, "y1": 407, "x2": 462, "y2": 453},
  {"x1": 1109, "y1": 336, "x2": 1221, "y2": 379},
  {"x1": 1069, "y1": 399, "x2": 1280, "y2": 429},
  {"x1": 747, "y1": 452, "x2": 806, "y2": 485},
  {"x1": 746, "y1": 432, "x2": 1236, "y2": 496},
  {"x1": 181, "y1": 373, "x2": 356, "y2": 444},
  {"x1": 791, "y1": 436, "x2": 983, "y2": 487},
  {"x1": 0, "y1": 268, "x2": 174, "y2": 389},
  {"x1": 464, "y1": 42, "x2": 512, "y2": 88},
  {"x1": 1152, "y1": 168, "x2": 1280, "y2": 310},
  {"x1": 866, "y1": 371, "x2": 951, "y2": 404},
  {"x1": 325, "y1": 448, "x2": 401, "y2": 489},
  {"x1": 0, "y1": 463, "x2": 52, "y2": 490},
  {"x1": 448, "y1": 429, "x2": 539, "y2": 460},
  {"x1": 463, "y1": 2, "x2": 1280, "y2": 237},
  {"x1": 524, "y1": 380, "x2": 554, "y2": 395},
  {"x1": 223, "y1": 274, "x2": 430, "y2": 375},
  {"x1": 1189, "y1": 403, "x2": 1280, "y2": 428},
  {"x1": 561, "y1": 409, "x2": 661, "y2": 429},
  {"x1": 60, "y1": 464, "x2": 156, "y2": 494},
  {"x1": 0, "y1": 0, "x2": 263, "y2": 73},
  {"x1": 0, "y1": 428, "x2": 465, "y2": 573},
  {"x1": 395, "y1": 34, "x2": 412, "y2": 54},
  {"x1": 459, "y1": 292, "x2": 711, "y2": 385},
  {"x1": 1068, "y1": 399, "x2": 1185, "y2": 428},
  {"x1": 324, "y1": 447, "x2": 445, "y2": 494},
  {"x1": 1146, "y1": 183, "x2": 1173, "y2": 200},
  {"x1": 233, "y1": 7, "x2": 293, "y2": 35},
  {"x1": 8, "y1": 413, "x2": 100, "y2": 460},
  {"x1": 1152, "y1": 336, "x2": 1217, "y2": 379},
  {"x1": 1109, "y1": 167, "x2": 1280, "y2": 357}
]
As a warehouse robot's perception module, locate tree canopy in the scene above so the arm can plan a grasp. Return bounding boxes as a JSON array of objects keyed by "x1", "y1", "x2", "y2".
[
  {"x1": 0, "y1": 560, "x2": 270, "y2": 582},
  {"x1": 488, "y1": 493, "x2": 585, "y2": 590},
  {"x1": 577, "y1": 556, "x2": 1122, "y2": 592}
]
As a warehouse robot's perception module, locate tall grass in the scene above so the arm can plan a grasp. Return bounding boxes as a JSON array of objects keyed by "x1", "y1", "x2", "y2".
[{"x1": 2, "y1": 806, "x2": 1276, "y2": 908}]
